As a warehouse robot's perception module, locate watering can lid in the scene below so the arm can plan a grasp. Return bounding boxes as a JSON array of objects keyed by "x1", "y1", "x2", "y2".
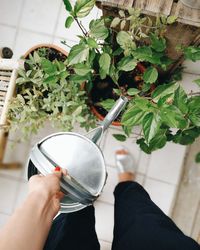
[{"x1": 31, "y1": 132, "x2": 107, "y2": 198}]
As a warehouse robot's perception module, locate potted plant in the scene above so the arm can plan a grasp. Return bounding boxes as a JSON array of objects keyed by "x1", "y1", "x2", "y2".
[
  {"x1": 61, "y1": 0, "x2": 200, "y2": 154},
  {"x1": 8, "y1": 44, "x2": 96, "y2": 138}
]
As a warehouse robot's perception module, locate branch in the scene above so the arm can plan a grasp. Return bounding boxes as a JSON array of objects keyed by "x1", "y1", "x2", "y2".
[{"x1": 74, "y1": 17, "x2": 87, "y2": 37}]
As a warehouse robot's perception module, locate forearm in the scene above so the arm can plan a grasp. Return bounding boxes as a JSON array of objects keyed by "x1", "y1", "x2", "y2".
[{"x1": 0, "y1": 192, "x2": 55, "y2": 250}]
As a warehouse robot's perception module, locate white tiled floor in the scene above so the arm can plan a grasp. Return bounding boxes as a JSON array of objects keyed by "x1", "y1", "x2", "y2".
[{"x1": 1, "y1": 0, "x2": 200, "y2": 248}]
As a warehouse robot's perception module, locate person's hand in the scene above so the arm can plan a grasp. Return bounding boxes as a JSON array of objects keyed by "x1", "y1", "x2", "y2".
[{"x1": 28, "y1": 167, "x2": 65, "y2": 217}]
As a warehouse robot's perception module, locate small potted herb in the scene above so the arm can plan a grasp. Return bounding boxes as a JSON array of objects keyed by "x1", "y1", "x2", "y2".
[{"x1": 8, "y1": 44, "x2": 96, "y2": 138}]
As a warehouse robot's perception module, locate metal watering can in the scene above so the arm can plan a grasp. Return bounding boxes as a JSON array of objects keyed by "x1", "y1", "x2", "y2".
[{"x1": 27, "y1": 96, "x2": 128, "y2": 213}]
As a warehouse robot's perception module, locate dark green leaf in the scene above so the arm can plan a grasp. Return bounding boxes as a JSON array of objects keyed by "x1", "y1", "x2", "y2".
[
  {"x1": 122, "y1": 106, "x2": 146, "y2": 126},
  {"x1": 67, "y1": 44, "x2": 89, "y2": 66},
  {"x1": 99, "y1": 53, "x2": 111, "y2": 79},
  {"x1": 134, "y1": 96, "x2": 155, "y2": 112},
  {"x1": 142, "y1": 113, "x2": 161, "y2": 143},
  {"x1": 41, "y1": 59, "x2": 57, "y2": 74},
  {"x1": 143, "y1": 67, "x2": 158, "y2": 84},
  {"x1": 184, "y1": 46, "x2": 200, "y2": 62},
  {"x1": 113, "y1": 134, "x2": 127, "y2": 141},
  {"x1": 63, "y1": 0, "x2": 72, "y2": 11},
  {"x1": 152, "y1": 82, "x2": 179, "y2": 103},
  {"x1": 65, "y1": 16, "x2": 74, "y2": 28},
  {"x1": 188, "y1": 96, "x2": 200, "y2": 126},
  {"x1": 43, "y1": 75, "x2": 58, "y2": 84},
  {"x1": 74, "y1": 63, "x2": 91, "y2": 76},
  {"x1": 117, "y1": 56, "x2": 137, "y2": 71},
  {"x1": 90, "y1": 19, "x2": 109, "y2": 40},
  {"x1": 87, "y1": 37, "x2": 98, "y2": 48},
  {"x1": 74, "y1": 0, "x2": 95, "y2": 17},
  {"x1": 150, "y1": 33, "x2": 166, "y2": 52},
  {"x1": 195, "y1": 152, "x2": 200, "y2": 163}
]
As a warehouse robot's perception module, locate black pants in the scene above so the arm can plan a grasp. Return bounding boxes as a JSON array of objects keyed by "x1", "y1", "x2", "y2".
[{"x1": 44, "y1": 181, "x2": 200, "y2": 250}]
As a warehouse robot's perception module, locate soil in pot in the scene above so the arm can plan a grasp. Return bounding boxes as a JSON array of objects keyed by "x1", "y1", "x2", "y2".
[{"x1": 90, "y1": 66, "x2": 146, "y2": 123}]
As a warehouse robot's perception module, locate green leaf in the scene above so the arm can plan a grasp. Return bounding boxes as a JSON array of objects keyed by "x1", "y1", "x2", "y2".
[
  {"x1": 173, "y1": 86, "x2": 188, "y2": 114},
  {"x1": 116, "y1": 31, "x2": 136, "y2": 51},
  {"x1": 194, "y1": 78, "x2": 200, "y2": 87},
  {"x1": 188, "y1": 96, "x2": 200, "y2": 126},
  {"x1": 160, "y1": 106, "x2": 188, "y2": 129},
  {"x1": 67, "y1": 44, "x2": 89, "y2": 66},
  {"x1": 110, "y1": 17, "x2": 121, "y2": 28},
  {"x1": 74, "y1": 63, "x2": 91, "y2": 76},
  {"x1": 74, "y1": 0, "x2": 95, "y2": 17},
  {"x1": 113, "y1": 134, "x2": 127, "y2": 142},
  {"x1": 90, "y1": 19, "x2": 109, "y2": 40},
  {"x1": 142, "y1": 113, "x2": 161, "y2": 143},
  {"x1": 99, "y1": 53, "x2": 111, "y2": 79},
  {"x1": 167, "y1": 15, "x2": 177, "y2": 24},
  {"x1": 41, "y1": 59, "x2": 57, "y2": 74},
  {"x1": 152, "y1": 82, "x2": 179, "y2": 103},
  {"x1": 43, "y1": 75, "x2": 58, "y2": 84},
  {"x1": 150, "y1": 33, "x2": 166, "y2": 52},
  {"x1": 113, "y1": 88, "x2": 121, "y2": 95},
  {"x1": 63, "y1": 0, "x2": 72, "y2": 11},
  {"x1": 184, "y1": 46, "x2": 200, "y2": 62},
  {"x1": 100, "y1": 99, "x2": 115, "y2": 111},
  {"x1": 87, "y1": 37, "x2": 98, "y2": 48},
  {"x1": 134, "y1": 96, "x2": 155, "y2": 112},
  {"x1": 117, "y1": 56, "x2": 137, "y2": 71},
  {"x1": 33, "y1": 51, "x2": 41, "y2": 63},
  {"x1": 122, "y1": 106, "x2": 146, "y2": 126},
  {"x1": 173, "y1": 128, "x2": 200, "y2": 145},
  {"x1": 132, "y1": 46, "x2": 152, "y2": 61},
  {"x1": 127, "y1": 88, "x2": 140, "y2": 96},
  {"x1": 65, "y1": 16, "x2": 74, "y2": 28},
  {"x1": 143, "y1": 67, "x2": 158, "y2": 84},
  {"x1": 195, "y1": 152, "x2": 200, "y2": 163}
]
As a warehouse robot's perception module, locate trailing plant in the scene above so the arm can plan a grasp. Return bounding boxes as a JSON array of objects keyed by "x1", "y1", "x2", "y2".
[
  {"x1": 8, "y1": 48, "x2": 96, "y2": 138},
  {"x1": 61, "y1": 0, "x2": 200, "y2": 154}
]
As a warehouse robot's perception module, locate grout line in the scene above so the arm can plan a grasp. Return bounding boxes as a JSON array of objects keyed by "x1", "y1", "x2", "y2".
[
  {"x1": 0, "y1": 23, "x2": 17, "y2": 29},
  {"x1": 99, "y1": 238, "x2": 112, "y2": 244},
  {"x1": 182, "y1": 71, "x2": 200, "y2": 76},
  {"x1": 0, "y1": 211, "x2": 11, "y2": 216}
]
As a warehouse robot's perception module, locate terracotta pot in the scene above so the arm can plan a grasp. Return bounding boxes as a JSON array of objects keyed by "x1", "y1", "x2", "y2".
[
  {"x1": 23, "y1": 43, "x2": 68, "y2": 59},
  {"x1": 91, "y1": 62, "x2": 147, "y2": 127}
]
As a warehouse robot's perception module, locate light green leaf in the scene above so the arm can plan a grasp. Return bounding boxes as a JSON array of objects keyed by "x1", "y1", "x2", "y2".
[
  {"x1": 142, "y1": 113, "x2": 161, "y2": 143},
  {"x1": 67, "y1": 44, "x2": 89, "y2": 66},
  {"x1": 188, "y1": 96, "x2": 200, "y2": 126},
  {"x1": 173, "y1": 86, "x2": 188, "y2": 113},
  {"x1": 41, "y1": 59, "x2": 57, "y2": 74},
  {"x1": 117, "y1": 56, "x2": 137, "y2": 71},
  {"x1": 74, "y1": 0, "x2": 95, "y2": 17},
  {"x1": 116, "y1": 31, "x2": 136, "y2": 51},
  {"x1": 184, "y1": 46, "x2": 200, "y2": 62},
  {"x1": 113, "y1": 134, "x2": 127, "y2": 141},
  {"x1": 33, "y1": 51, "x2": 41, "y2": 63},
  {"x1": 194, "y1": 78, "x2": 200, "y2": 87},
  {"x1": 143, "y1": 67, "x2": 158, "y2": 84},
  {"x1": 65, "y1": 16, "x2": 74, "y2": 28},
  {"x1": 150, "y1": 33, "x2": 166, "y2": 52},
  {"x1": 100, "y1": 99, "x2": 115, "y2": 111},
  {"x1": 122, "y1": 106, "x2": 146, "y2": 126},
  {"x1": 152, "y1": 82, "x2": 179, "y2": 103},
  {"x1": 74, "y1": 63, "x2": 91, "y2": 76},
  {"x1": 90, "y1": 19, "x2": 109, "y2": 40},
  {"x1": 110, "y1": 17, "x2": 121, "y2": 28},
  {"x1": 87, "y1": 37, "x2": 98, "y2": 48},
  {"x1": 127, "y1": 88, "x2": 140, "y2": 96},
  {"x1": 167, "y1": 15, "x2": 177, "y2": 24},
  {"x1": 160, "y1": 106, "x2": 188, "y2": 129},
  {"x1": 63, "y1": 0, "x2": 72, "y2": 11},
  {"x1": 113, "y1": 88, "x2": 121, "y2": 95},
  {"x1": 99, "y1": 53, "x2": 111, "y2": 79}
]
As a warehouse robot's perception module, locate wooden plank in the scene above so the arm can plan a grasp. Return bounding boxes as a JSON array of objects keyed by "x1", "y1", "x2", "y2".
[
  {"x1": 133, "y1": 0, "x2": 173, "y2": 16},
  {"x1": 96, "y1": 0, "x2": 134, "y2": 9},
  {"x1": 173, "y1": 1, "x2": 200, "y2": 27}
]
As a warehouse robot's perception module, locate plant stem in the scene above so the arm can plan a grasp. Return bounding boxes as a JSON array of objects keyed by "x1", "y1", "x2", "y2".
[{"x1": 74, "y1": 17, "x2": 87, "y2": 37}]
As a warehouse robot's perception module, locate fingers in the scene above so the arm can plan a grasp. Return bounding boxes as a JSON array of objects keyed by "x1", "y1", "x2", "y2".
[{"x1": 53, "y1": 166, "x2": 63, "y2": 179}]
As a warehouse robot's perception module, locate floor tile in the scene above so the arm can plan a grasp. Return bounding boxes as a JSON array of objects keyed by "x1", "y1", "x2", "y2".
[
  {"x1": 102, "y1": 128, "x2": 141, "y2": 167},
  {"x1": 95, "y1": 201, "x2": 114, "y2": 242},
  {"x1": 183, "y1": 60, "x2": 200, "y2": 75},
  {"x1": 0, "y1": 177, "x2": 20, "y2": 214},
  {"x1": 180, "y1": 72, "x2": 200, "y2": 93},
  {"x1": 146, "y1": 142, "x2": 186, "y2": 185},
  {"x1": 144, "y1": 178, "x2": 176, "y2": 216},
  {"x1": 0, "y1": 0, "x2": 23, "y2": 26},
  {"x1": 55, "y1": 2, "x2": 99, "y2": 41},
  {"x1": 0, "y1": 25, "x2": 17, "y2": 50},
  {"x1": 0, "y1": 213, "x2": 10, "y2": 228},
  {"x1": 20, "y1": 0, "x2": 61, "y2": 35},
  {"x1": 13, "y1": 29, "x2": 51, "y2": 59},
  {"x1": 53, "y1": 37, "x2": 76, "y2": 53},
  {"x1": 99, "y1": 240, "x2": 112, "y2": 250},
  {"x1": 137, "y1": 151, "x2": 151, "y2": 174}
]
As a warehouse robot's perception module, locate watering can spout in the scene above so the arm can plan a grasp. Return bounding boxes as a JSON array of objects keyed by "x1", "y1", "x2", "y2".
[{"x1": 91, "y1": 96, "x2": 128, "y2": 144}]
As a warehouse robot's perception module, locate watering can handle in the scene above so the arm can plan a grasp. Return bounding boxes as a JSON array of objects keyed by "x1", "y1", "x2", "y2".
[{"x1": 101, "y1": 96, "x2": 128, "y2": 131}]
